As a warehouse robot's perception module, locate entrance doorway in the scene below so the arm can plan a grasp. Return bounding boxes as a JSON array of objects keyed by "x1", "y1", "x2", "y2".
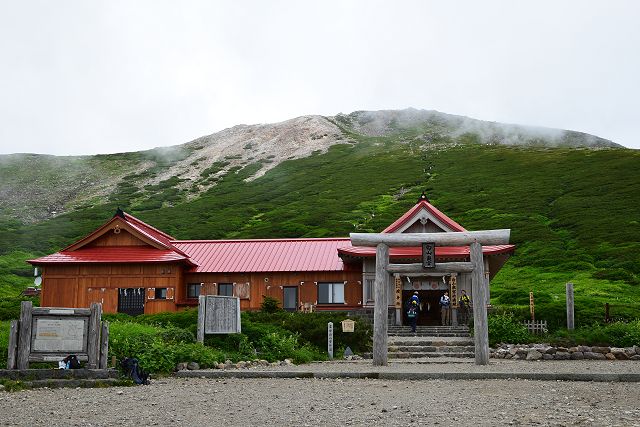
[
  {"x1": 283, "y1": 286, "x2": 298, "y2": 312},
  {"x1": 118, "y1": 288, "x2": 145, "y2": 316},
  {"x1": 402, "y1": 290, "x2": 446, "y2": 326}
]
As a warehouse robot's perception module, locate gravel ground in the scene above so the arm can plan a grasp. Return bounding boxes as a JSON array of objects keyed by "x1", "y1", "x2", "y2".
[
  {"x1": 269, "y1": 358, "x2": 640, "y2": 374},
  {"x1": 1, "y1": 375, "x2": 639, "y2": 426}
]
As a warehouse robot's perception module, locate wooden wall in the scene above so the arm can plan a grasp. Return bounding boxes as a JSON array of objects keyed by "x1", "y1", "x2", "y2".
[
  {"x1": 40, "y1": 262, "x2": 182, "y2": 314},
  {"x1": 182, "y1": 270, "x2": 363, "y2": 311}
]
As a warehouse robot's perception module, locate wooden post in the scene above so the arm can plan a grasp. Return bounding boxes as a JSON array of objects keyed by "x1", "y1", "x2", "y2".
[
  {"x1": 566, "y1": 282, "x2": 574, "y2": 330},
  {"x1": 99, "y1": 321, "x2": 110, "y2": 369},
  {"x1": 529, "y1": 292, "x2": 535, "y2": 321},
  {"x1": 373, "y1": 243, "x2": 389, "y2": 366},
  {"x1": 605, "y1": 303, "x2": 610, "y2": 323},
  {"x1": 87, "y1": 303, "x2": 102, "y2": 369},
  {"x1": 470, "y1": 242, "x2": 489, "y2": 365},
  {"x1": 197, "y1": 295, "x2": 206, "y2": 343},
  {"x1": 6, "y1": 320, "x2": 19, "y2": 369},
  {"x1": 17, "y1": 300, "x2": 33, "y2": 370}
]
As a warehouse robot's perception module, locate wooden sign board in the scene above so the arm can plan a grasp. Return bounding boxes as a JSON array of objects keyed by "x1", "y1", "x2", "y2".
[
  {"x1": 341, "y1": 319, "x2": 355, "y2": 333},
  {"x1": 197, "y1": 295, "x2": 241, "y2": 342},
  {"x1": 449, "y1": 275, "x2": 458, "y2": 309},
  {"x1": 394, "y1": 276, "x2": 402, "y2": 308},
  {"x1": 422, "y1": 242, "x2": 436, "y2": 268},
  {"x1": 8, "y1": 302, "x2": 108, "y2": 370}
]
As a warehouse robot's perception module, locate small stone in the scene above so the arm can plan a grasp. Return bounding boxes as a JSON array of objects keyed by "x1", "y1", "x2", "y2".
[
  {"x1": 554, "y1": 352, "x2": 570, "y2": 360},
  {"x1": 543, "y1": 354, "x2": 554, "y2": 360},
  {"x1": 630, "y1": 355, "x2": 640, "y2": 361},
  {"x1": 116, "y1": 390, "x2": 123, "y2": 395},
  {"x1": 584, "y1": 352, "x2": 606, "y2": 360},
  {"x1": 175, "y1": 362, "x2": 188, "y2": 371},
  {"x1": 570, "y1": 352, "x2": 584, "y2": 360},
  {"x1": 605, "y1": 353, "x2": 616, "y2": 360},
  {"x1": 577, "y1": 345, "x2": 591, "y2": 353},
  {"x1": 592, "y1": 346, "x2": 610, "y2": 354},
  {"x1": 187, "y1": 362, "x2": 200, "y2": 370},
  {"x1": 526, "y1": 349, "x2": 542, "y2": 361}
]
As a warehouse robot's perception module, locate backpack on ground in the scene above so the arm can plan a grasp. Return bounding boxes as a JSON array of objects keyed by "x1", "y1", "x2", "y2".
[
  {"x1": 62, "y1": 354, "x2": 82, "y2": 369},
  {"x1": 121, "y1": 357, "x2": 150, "y2": 385}
]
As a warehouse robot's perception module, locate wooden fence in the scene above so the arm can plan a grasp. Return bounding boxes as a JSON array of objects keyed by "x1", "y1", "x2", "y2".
[{"x1": 524, "y1": 320, "x2": 548, "y2": 335}]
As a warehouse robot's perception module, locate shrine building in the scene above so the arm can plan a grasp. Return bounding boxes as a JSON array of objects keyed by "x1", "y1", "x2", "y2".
[{"x1": 28, "y1": 194, "x2": 515, "y2": 324}]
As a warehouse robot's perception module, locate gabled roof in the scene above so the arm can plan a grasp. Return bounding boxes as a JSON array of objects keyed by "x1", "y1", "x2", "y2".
[
  {"x1": 339, "y1": 193, "x2": 514, "y2": 259},
  {"x1": 29, "y1": 209, "x2": 195, "y2": 266},
  {"x1": 172, "y1": 238, "x2": 352, "y2": 273},
  {"x1": 382, "y1": 194, "x2": 466, "y2": 233}
]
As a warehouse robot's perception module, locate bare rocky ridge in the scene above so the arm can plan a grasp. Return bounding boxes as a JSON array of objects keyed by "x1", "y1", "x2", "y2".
[
  {"x1": 0, "y1": 109, "x2": 622, "y2": 224},
  {"x1": 153, "y1": 115, "x2": 346, "y2": 188}
]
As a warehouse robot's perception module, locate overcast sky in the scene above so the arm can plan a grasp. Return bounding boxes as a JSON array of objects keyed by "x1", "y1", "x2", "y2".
[{"x1": 1, "y1": 1, "x2": 639, "y2": 155}]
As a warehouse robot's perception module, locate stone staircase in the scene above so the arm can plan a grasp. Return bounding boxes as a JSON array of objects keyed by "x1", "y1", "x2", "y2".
[{"x1": 387, "y1": 326, "x2": 475, "y2": 359}]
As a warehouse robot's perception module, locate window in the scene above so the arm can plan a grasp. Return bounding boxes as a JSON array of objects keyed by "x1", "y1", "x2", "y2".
[
  {"x1": 365, "y1": 278, "x2": 375, "y2": 302},
  {"x1": 318, "y1": 282, "x2": 345, "y2": 304},
  {"x1": 155, "y1": 288, "x2": 167, "y2": 300},
  {"x1": 218, "y1": 283, "x2": 233, "y2": 296},
  {"x1": 187, "y1": 283, "x2": 201, "y2": 299}
]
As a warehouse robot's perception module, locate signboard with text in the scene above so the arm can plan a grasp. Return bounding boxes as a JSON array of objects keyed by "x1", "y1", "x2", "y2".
[{"x1": 422, "y1": 242, "x2": 436, "y2": 268}]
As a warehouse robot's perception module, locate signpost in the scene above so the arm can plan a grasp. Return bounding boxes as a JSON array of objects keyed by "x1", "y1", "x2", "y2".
[
  {"x1": 529, "y1": 292, "x2": 535, "y2": 321},
  {"x1": 341, "y1": 319, "x2": 355, "y2": 333},
  {"x1": 327, "y1": 322, "x2": 334, "y2": 360}
]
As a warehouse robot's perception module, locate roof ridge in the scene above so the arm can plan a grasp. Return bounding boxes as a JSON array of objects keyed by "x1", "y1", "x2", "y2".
[{"x1": 172, "y1": 237, "x2": 351, "y2": 243}]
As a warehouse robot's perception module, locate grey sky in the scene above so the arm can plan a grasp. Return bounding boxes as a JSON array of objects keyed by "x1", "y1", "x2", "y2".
[{"x1": 1, "y1": 1, "x2": 639, "y2": 155}]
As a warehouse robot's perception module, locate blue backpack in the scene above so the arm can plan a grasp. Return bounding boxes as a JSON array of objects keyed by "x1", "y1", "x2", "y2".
[{"x1": 121, "y1": 358, "x2": 150, "y2": 385}]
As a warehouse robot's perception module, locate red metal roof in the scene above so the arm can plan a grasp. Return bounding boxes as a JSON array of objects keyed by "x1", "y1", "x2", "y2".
[
  {"x1": 29, "y1": 246, "x2": 191, "y2": 264},
  {"x1": 382, "y1": 199, "x2": 466, "y2": 233},
  {"x1": 338, "y1": 244, "x2": 515, "y2": 259},
  {"x1": 172, "y1": 238, "x2": 352, "y2": 273},
  {"x1": 122, "y1": 212, "x2": 176, "y2": 249}
]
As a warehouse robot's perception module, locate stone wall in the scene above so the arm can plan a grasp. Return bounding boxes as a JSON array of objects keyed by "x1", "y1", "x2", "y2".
[{"x1": 491, "y1": 344, "x2": 640, "y2": 361}]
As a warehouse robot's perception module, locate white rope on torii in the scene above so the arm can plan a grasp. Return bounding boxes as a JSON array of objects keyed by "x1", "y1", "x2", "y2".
[{"x1": 350, "y1": 229, "x2": 511, "y2": 366}]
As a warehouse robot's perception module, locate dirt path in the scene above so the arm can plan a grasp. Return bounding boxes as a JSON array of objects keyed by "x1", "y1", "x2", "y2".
[{"x1": 1, "y1": 376, "x2": 639, "y2": 426}]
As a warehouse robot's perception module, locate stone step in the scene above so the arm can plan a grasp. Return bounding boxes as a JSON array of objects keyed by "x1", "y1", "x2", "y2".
[
  {"x1": 389, "y1": 338, "x2": 474, "y2": 346},
  {"x1": 387, "y1": 326, "x2": 469, "y2": 332},
  {"x1": 389, "y1": 333, "x2": 471, "y2": 338},
  {"x1": 388, "y1": 352, "x2": 475, "y2": 359},
  {"x1": 389, "y1": 345, "x2": 476, "y2": 353}
]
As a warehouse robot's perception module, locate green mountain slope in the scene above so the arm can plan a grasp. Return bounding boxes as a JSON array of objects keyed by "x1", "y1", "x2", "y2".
[{"x1": 0, "y1": 110, "x2": 638, "y2": 326}]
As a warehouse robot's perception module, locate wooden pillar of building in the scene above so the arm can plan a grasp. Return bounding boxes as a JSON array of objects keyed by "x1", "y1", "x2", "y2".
[
  {"x1": 373, "y1": 244, "x2": 389, "y2": 366},
  {"x1": 470, "y1": 242, "x2": 489, "y2": 365}
]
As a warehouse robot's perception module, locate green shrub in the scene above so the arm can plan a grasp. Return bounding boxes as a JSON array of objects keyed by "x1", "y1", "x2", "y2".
[
  {"x1": 550, "y1": 320, "x2": 640, "y2": 347},
  {"x1": 487, "y1": 313, "x2": 532, "y2": 346},
  {"x1": 260, "y1": 296, "x2": 282, "y2": 313}
]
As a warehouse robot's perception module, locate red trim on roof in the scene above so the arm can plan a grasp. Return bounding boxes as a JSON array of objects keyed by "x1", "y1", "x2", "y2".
[
  {"x1": 28, "y1": 247, "x2": 193, "y2": 264},
  {"x1": 382, "y1": 200, "x2": 466, "y2": 233}
]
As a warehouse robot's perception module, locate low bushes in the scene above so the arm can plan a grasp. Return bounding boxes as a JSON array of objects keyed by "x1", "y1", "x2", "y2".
[
  {"x1": 550, "y1": 320, "x2": 640, "y2": 348},
  {"x1": 104, "y1": 310, "x2": 371, "y2": 373},
  {"x1": 487, "y1": 313, "x2": 532, "y2": 346}
]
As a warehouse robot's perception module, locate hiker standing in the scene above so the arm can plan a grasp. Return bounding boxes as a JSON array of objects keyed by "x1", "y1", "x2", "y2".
[
  {"x1": 407, "y1": 300, "x2": 419, "y2": 333},
  {"x1": 459, "y1": 290, "x2": 471, "y2": 324},
  {"x1": 440, "y1": 291, "x2": 451, "y2": 325}
]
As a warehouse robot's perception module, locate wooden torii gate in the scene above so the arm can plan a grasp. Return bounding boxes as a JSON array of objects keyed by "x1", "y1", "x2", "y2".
[{"x1": 350, "y1": 229, "x2": 511, "y2": 366}]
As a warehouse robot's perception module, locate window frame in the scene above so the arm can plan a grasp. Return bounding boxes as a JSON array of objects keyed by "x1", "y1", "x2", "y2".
[
  {"x1": 187, "y1": 283, "x2": 201, "y2": 299},
  {"x1": 218, "y1": 283, "x2": 234, "y2": 297},
  {"x1": 155, "y1": 287, "x2": 167, "y2": 300},
  {"x1": 317, "y1": 282, "x2": 345, "y2": 304}
]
